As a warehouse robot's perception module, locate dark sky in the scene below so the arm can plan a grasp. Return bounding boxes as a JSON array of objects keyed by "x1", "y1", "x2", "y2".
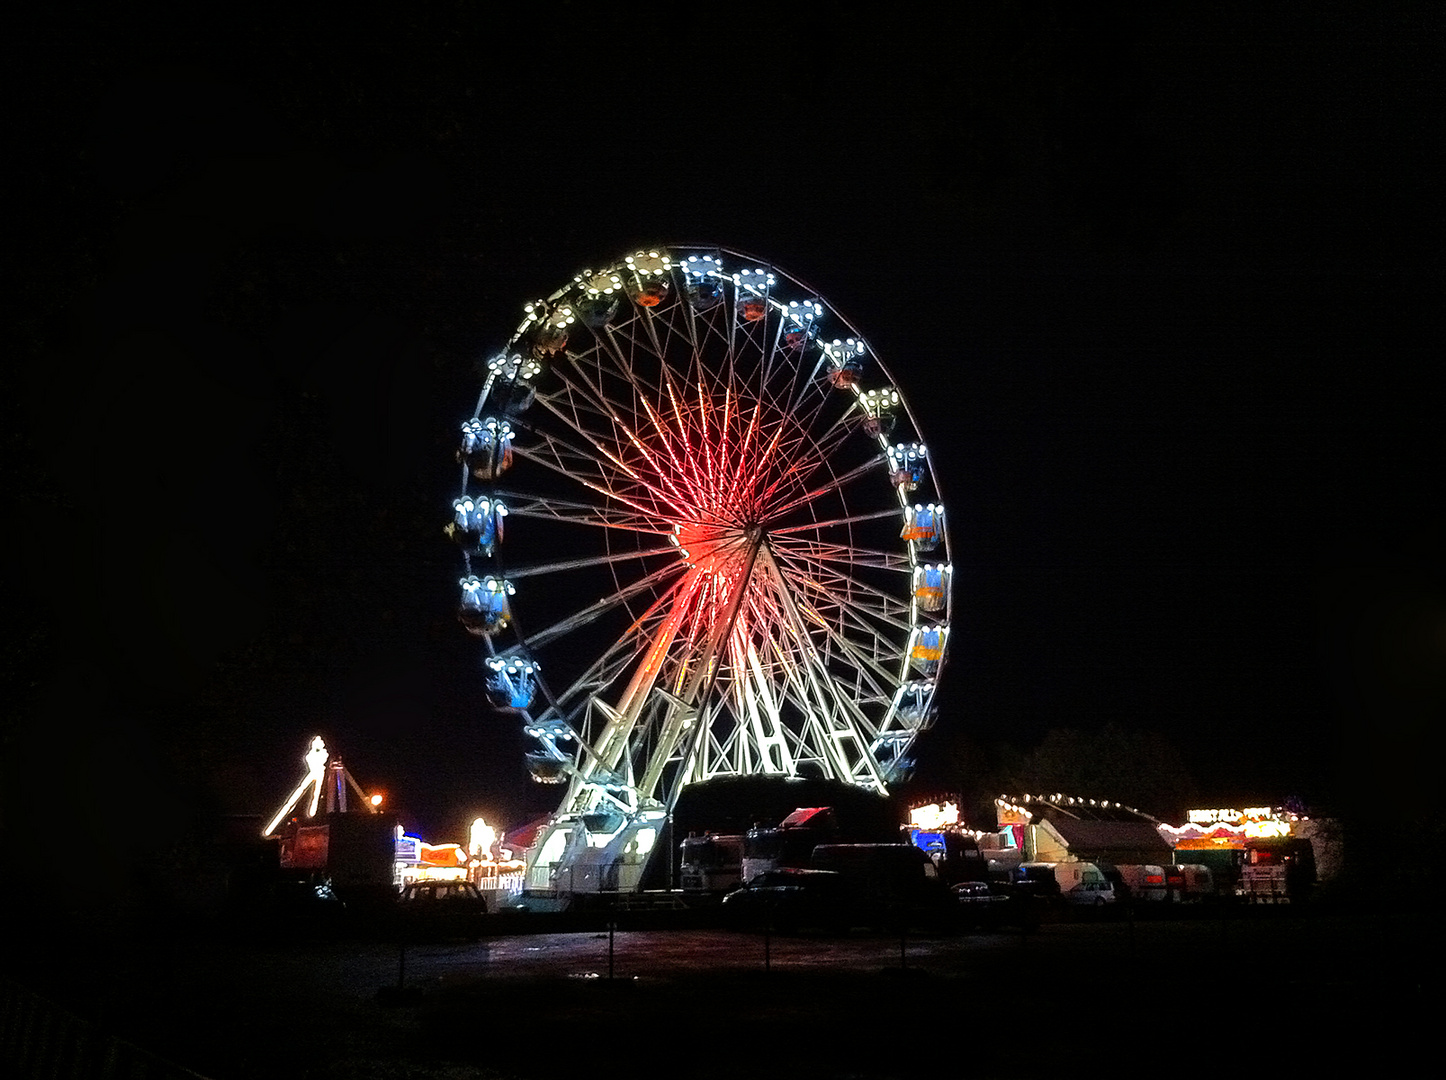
[{"x1": 5, "y1": 7, "x2": 1441, "y2": 857}]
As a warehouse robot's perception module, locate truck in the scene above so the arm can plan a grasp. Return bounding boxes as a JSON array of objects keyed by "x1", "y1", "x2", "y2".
[
  {"x1": 740, "y1": 806, "x2": 838, "y2": 883},
  {"x1": 902, "y1": 826, "x2": 988, "y2": 887},
  {"x1": 678, "y1": 833, "x2": 745, "y2": 894},
  {"x1": 1238, "y1": 839, "x2": 1315, "y2": 903}
]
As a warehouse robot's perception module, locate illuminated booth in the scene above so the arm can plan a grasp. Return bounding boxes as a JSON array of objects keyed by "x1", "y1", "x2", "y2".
[
  {"x1": 392, "y1": 816, "x2": 525, "y2": 898},
  {"x1": 1159, "y1": 807, "x2": 1323, "y2": 901},
  {"x1": 993, "y1": 794, "x2": 1174, "y2": 868}
]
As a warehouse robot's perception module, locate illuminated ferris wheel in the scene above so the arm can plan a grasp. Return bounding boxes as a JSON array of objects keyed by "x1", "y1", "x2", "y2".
[{"x1": 450, "y1": 246, "x2": 952, "y2": 893}]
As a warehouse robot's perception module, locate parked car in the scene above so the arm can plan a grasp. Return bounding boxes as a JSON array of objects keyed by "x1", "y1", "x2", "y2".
[
  {"x1": 1058, "y1": 863, "x2": 1116, "y2": 908},
  {"x1": 951, "y1": 880, "x2": 1012, "y2": 928},
  {"x1": 393, "y1": 880, "x2": 488, "y2": 940},
  {"x1": 1012, "y1": 863, "x2": 1064, "y2": 903},
  {"x1": 721, "y1": 868, "x2": 850, "y2": 933}
]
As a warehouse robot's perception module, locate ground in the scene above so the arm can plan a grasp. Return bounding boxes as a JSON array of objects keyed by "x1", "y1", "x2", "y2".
[{"x1": 3, "y1": 901, "x2": 1433, "y2": 1079}]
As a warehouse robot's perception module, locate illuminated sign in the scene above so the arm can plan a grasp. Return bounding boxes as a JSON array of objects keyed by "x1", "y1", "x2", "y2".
[
  {"x1": 1168, "y1": 806, "x2": 1294, "y2": 844},
  {"x1": 995, "y1": 799, "x2": 1032, "y2": 827},
  {"x1": 910, "y1": 802, "x2": 960, "y2": 829},
  {"x1": 420, "y1": 842, "x2": 469, "y2": 867},
  {"x1": 1187, "y1": 807, "x2": 1274, "y2": 825},
  {"x1": 1243, "y1": 819, "x2": 1292, "y2": 838}
]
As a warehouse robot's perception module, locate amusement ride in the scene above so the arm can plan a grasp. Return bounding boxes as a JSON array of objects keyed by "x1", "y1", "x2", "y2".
[{"x1": 449, "y1": 246, "x2": 952, "y2": 894}]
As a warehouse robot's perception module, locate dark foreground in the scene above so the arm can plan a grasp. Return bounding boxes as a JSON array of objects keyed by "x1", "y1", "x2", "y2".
[{"x1": 2, "y1": 901, "x2": 1433, "y2": 1080}]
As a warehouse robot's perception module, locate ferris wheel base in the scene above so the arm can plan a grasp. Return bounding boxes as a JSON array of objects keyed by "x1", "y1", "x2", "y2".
[{"x1": 523, "y1": 807, "x2": 669, "y2": 896}]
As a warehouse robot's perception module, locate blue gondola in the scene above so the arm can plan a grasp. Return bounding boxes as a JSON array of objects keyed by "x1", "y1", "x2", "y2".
[
  {"x1": 901, "y1": 503, "x2": 945, "y2": 551},
  {"x1": 484, "y1": 656, "x2": 540, "y2": 711},
  {"x1": 909, "y1": 625, "x2": 947, "y2": 675},
  {"x1": 458, "y1": 417, "x2": 515, "y2": 480},
  {"x1": 458, "y1": 575, "x2": 515, "y2": 636},
  {"x1": 447, "y1": 496, "x2": 508, "y2": 556},
  {"x1": 783, "y1": 300, "x2": 822, "y2": 348}
]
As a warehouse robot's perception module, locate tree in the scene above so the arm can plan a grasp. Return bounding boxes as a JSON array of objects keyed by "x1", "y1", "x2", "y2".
[{"x1": 1000, "y1": 724, "x2": 1199, "y2": 820}]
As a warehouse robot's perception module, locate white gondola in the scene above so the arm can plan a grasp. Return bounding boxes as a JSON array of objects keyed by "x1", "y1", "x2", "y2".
[
  {"x1": 523, "y1": 718, "x2": 576, "y2": 785},
  {"x1": 574, "y1": 268, "x2": 624, "y2": 327},
  {"x1": 680, "y1": 253, "x2": 724, "y2": 311},
  {"x1": 894, "y1": 679, "x2": 937, "y2": 724},
  {"x1": 522, "y1": 301, "x2": 575, "y2": 357}
]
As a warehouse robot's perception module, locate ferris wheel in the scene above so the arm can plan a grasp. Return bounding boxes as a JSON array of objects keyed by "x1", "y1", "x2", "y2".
[{"x1": 450, "y1": 246, "x2": 952, "y2": 893}]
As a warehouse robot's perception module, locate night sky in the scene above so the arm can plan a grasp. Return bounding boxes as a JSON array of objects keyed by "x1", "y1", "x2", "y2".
[{"x1": 5, "y1": 7, "x2": 1441, "y2": 871}]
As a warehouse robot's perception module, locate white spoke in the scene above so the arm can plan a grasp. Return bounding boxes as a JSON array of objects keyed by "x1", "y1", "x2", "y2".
[
  {"x1": 767, "y1": 505, "x2": 905, "y2": 536},
  {"x1": 516, "y1": 561, "x2": 685, "y2": 651},
  {"x1": 504, "y1": 545, "x2": 680, "y2": 580}
]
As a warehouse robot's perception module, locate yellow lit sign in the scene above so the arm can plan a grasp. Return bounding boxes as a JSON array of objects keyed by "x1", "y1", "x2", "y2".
[
  {"x1": 1186, "y1": 807, "x2": 1274, "y2": 825},
  {"x1": 1243, "y1": 819, "x2": 1292, "y2": 839},
  {"x1": 910, "y1": 802, "x2": 960, "y2": 829}
]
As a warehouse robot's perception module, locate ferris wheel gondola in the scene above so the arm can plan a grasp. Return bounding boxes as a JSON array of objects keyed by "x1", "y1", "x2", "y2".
[{"x1": 450, "y1": 246, "x2": 953, "y2": 893}]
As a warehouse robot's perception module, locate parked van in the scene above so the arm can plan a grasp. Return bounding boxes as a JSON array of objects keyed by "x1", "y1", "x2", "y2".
[
  {"x1": 1175, "y1": 863, "x2": 1215, "y2": 903},
  {"x1": 1114, "y1": 864, "x2": 1169, "y2": 903}
]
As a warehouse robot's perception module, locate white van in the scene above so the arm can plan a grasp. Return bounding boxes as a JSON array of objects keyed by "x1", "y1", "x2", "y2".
[
  {"x1": 1114, "y1": 864, "x2": 1168, "y2": 902},
  {"x1": 1017, "y1": 861, "x2": 1115, "y2": 906},
  {"x1": 1175, "y1": 863, "x2": 1215, "y2": 902}
]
